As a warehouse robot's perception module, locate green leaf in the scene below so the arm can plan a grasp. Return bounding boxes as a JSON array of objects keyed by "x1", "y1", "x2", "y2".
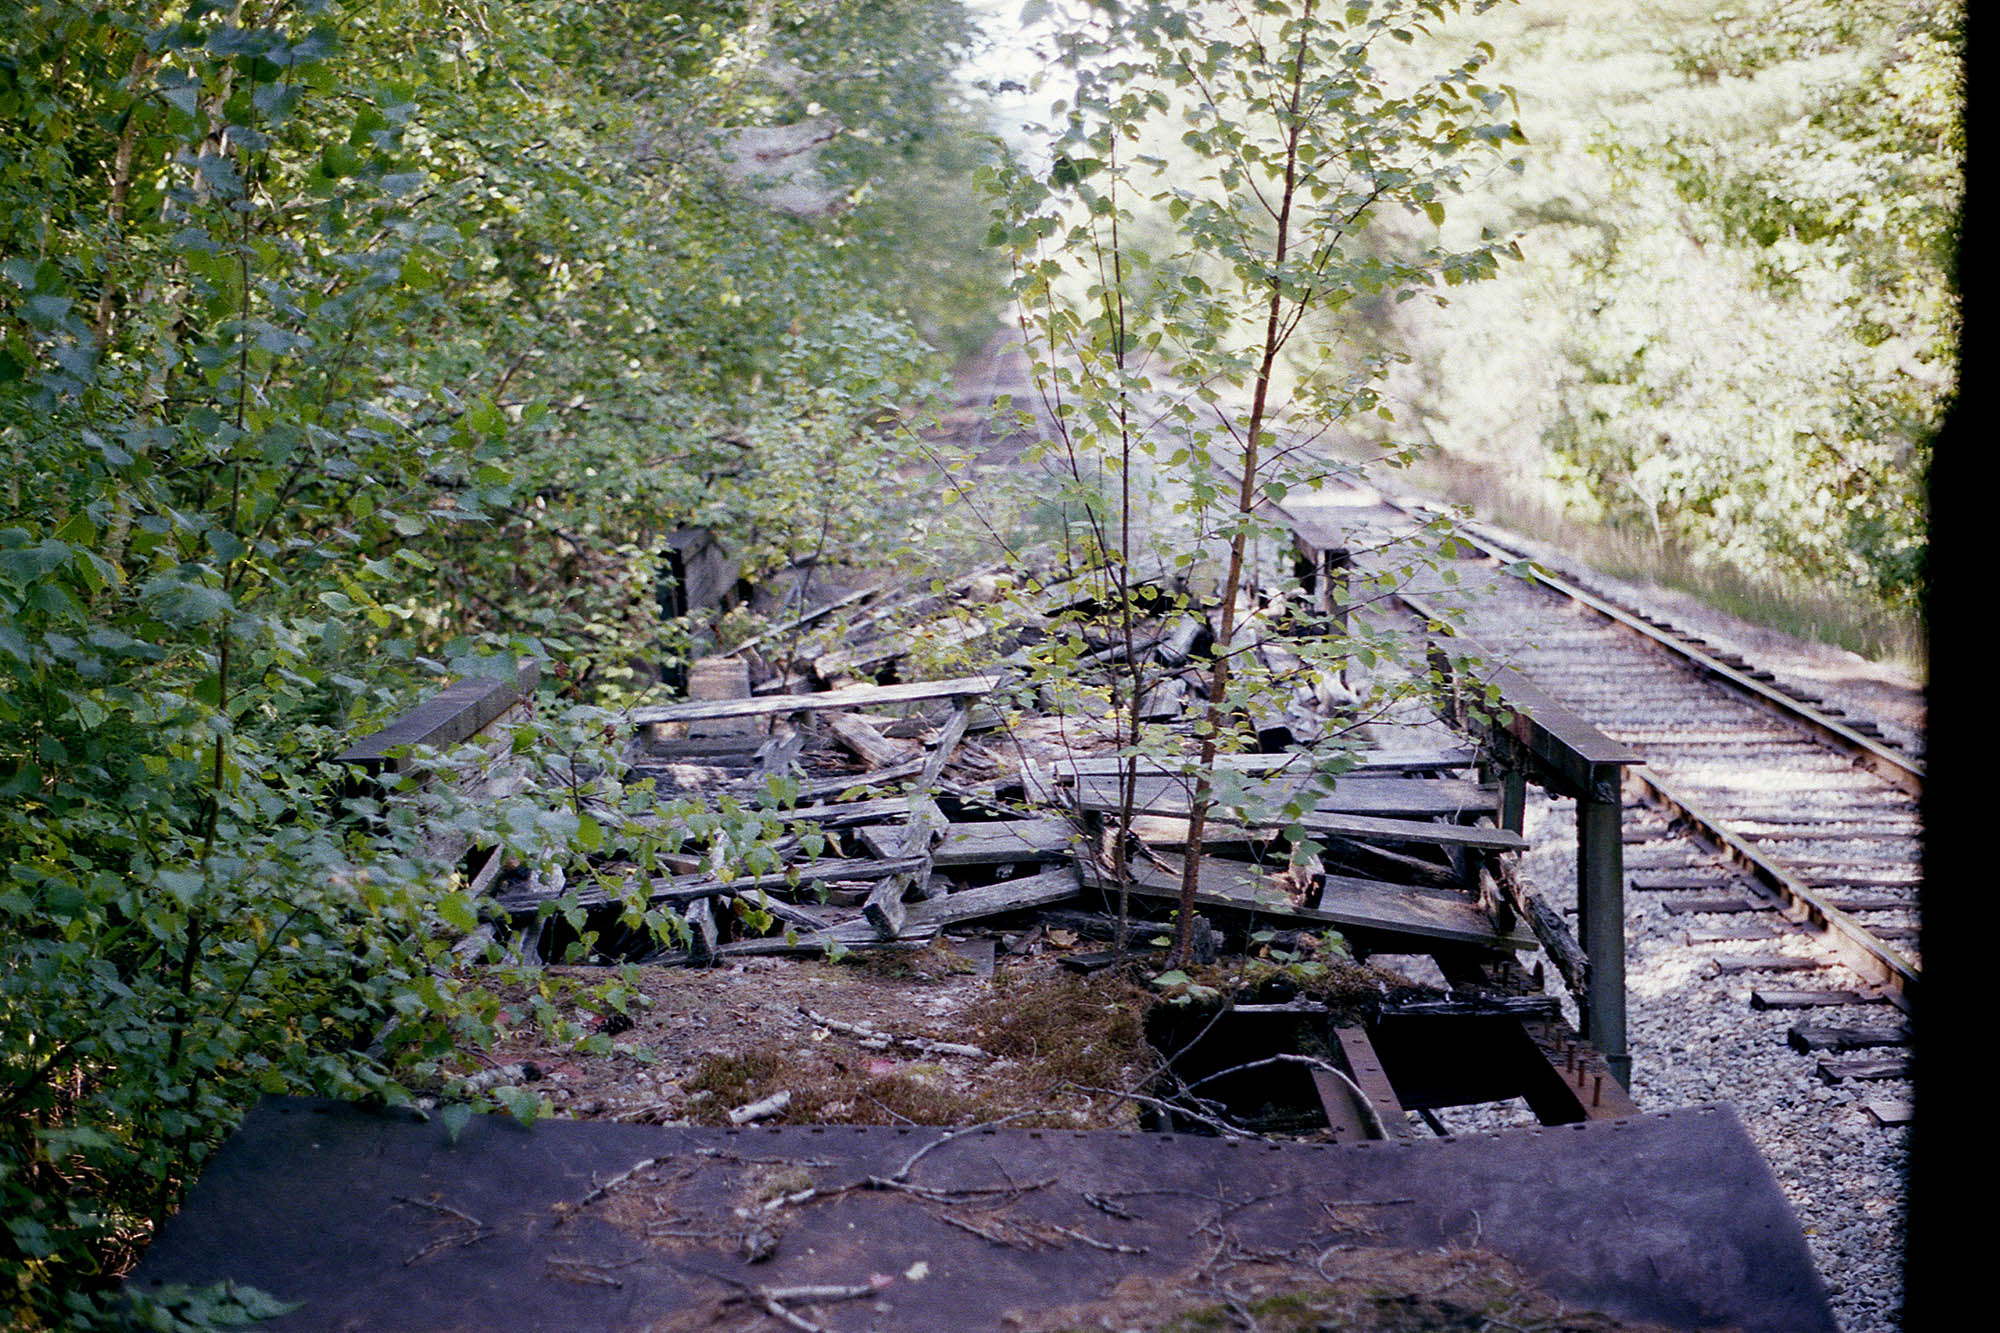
[{"x1": 440, "y1": 1103, "x2": 475, "y2": 1146}]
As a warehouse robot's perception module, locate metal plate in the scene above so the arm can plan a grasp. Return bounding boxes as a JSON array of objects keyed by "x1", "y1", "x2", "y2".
[{"x1": 129, "y1": 1099, "x2": 1833, "y2": 1332}]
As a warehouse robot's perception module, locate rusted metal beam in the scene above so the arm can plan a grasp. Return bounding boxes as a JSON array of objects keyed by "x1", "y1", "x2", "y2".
[{"x1": 1577, "y1": 793, "x2": 1629, "y2": 1085}]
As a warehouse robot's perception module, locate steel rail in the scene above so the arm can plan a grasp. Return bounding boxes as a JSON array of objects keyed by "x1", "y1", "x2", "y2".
[
  {"x1": 1361, "y1": 491, "x2": 1921, "y2": 1010},
  {"x1": 1435, "y1": 514, "x2": 1923, "y2": 797},
  {"x1": 1629, "y1": 766, "x2": 1918, "y2": 1011},
  {"x1": 1222, "y1": 476, "x2": 1920, "y2": 1013}
]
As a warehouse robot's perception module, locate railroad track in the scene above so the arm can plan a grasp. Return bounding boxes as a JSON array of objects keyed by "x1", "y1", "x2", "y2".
[
  {"x1": 1398, "y1": 507, "x2": 1921, "y2": 1015},
  {"x1": 1293, "y1": 483, "x2": 1916, "y2": 1331},
  {"x1": 939, "y1": 350, "x2": 1911, "y2": 1326}
]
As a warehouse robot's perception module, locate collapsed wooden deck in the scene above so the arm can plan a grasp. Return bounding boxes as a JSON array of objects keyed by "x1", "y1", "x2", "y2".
[
  {"x1": 329, "y1": 543, "x2": 1646, "y2": 1140},
  {"x1": 129, "y1": 545, "x2": 1864, "y2": 1330}
]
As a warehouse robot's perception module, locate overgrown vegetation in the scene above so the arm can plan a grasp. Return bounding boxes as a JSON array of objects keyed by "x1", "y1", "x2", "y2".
[
  {"x1": 977, "y1": 0, "x2": 1524, "y2": 963},
  {"x1": 0, "y1": 0, "x2": 1952, "y2": 1320},
  {"x1": 0, "y1": 1, "x2": 993, "y2": 1321},
  {"x1": 1328, "y1": 0, "x2": 1957, "y2": 659}
]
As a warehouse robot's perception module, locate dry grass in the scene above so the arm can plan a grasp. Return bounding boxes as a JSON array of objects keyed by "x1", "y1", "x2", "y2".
[
  {"x1": 678, "y1": 967, "x2": 1158, "y2": 1131},
  {"x1": 1012, "y1": 1250, "x2": 1682, "y2": 1333},
  {"x1": 1396, "y1": 448, "x2": 1927, "y2": 675}
]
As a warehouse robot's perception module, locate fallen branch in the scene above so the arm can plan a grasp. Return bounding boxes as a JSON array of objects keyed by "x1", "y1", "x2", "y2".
[
  {"x1": 393, "y1": 1194, "x2": 493, "y2": 1266},
  {"x1": 1183, "y1": 1053, "x2": 1391, "y2": 1140},
  {"x1": 799, "y1": 1006, "x2": 990, "y2": 1060},
  {"x1": 693, "y1": 1265, "x2": 891, "y2": 1333},
  {"x1": 936, "y1": 1211, "x2": 1034, "y2": 1249},
  {"x1": 1060, "y1": 1081, "x2": 1251, "y2": 1139},
  {"x1": 553, "y1": 1155, "x2": 679, "y2": 1219}
]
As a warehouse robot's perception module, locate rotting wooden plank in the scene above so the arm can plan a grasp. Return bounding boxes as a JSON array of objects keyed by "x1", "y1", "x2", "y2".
[
  {"x1": 860, "y1": 703, "x2": 975, "y2": 937},
  {"x1": 858, "y1": 818, "x2": 1075, "y2": 867},
  {"x1": 920, "y1": 703, "x2": 974, "y2": 786},
  {"x1": 766, "y1": 795, "x2": 912, "y2": 829},
  {"x1": 492, "y1": 856, "x2": 926, "y2": 916},
  {"x1": 904, "y1": 868, "x2": 1083, "y2": 927},
  {"x1": 1786, "y1": 1022, "x2": 1909, "y2": 1054},
  {"x1": 1818, "y1": 893, "x2": 1914, "y2": 913},
  {"x1": 1070, "y1": 773, "x2": 1498, "y2": 822},
  {"x1": 1684, "y1": 920, "x2": 1784, "y2": 943},
  {"x1": 1816, "y1": 1051, "x2": 1910, "y2": 1084},
  {"x1": 1629, "y1": 873, "x2": 1740, "y2": 891},
  {"x1": 827, "y1": 712, "x2": 911, "y2": 770},
  {"x1": 1106, "y1": 807, "x2": 1525, "y2": 856},
  {"x1": 684, "y1": 656, "x2": 760, "y2": 740},
  {"x1": 1305, "y1": 811, "x2": 1525, "y2": 852},
  {"x1": 746, "y1": 731, "x2": 803, "y2": 787},
  {"x1": 1050, "y1": 747, "x2": 1477, "y2": 781},
  {"x1": 682, "y1": 897, "x2": 719, "y2": 963},
  {"x1": 628, "y1": 674, "x2": 1004, "y2": 727},
  {"x1": 336, "y1": 664, "x2": 538, "y2": 774},
  {"x1": 793, "y1": 759, "x2": 926, "y2": 802},
  {"x1": 1710, "y1": 954, "x2": 1818, "y2": 975},
  {"x1": 1750, "y1": 988, "x2": 1874, "y2": 1010},
  {"x1": 1658, "y1": 895, "x2": 1768, "y2": 915},
  {"x1": 863, "y1": 796, "x2": 946, "y2": 937},
  {"x1": 1083, "y1": 853, "x2": 1527, "y2": 949}
]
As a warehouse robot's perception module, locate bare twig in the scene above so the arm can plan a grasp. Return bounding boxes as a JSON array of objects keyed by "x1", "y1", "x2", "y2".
[
  {"x1": 544, "y1": 1256, "x2": 637, "y2": 1288},
  {"x1": 1050, "y1": 1223, "x2": 1148, "y2": 1255},
  {"x1": 555, "y1": 1155, "x2": 670, "y2": 1218},
  {"x1": 1184, "y1": 1052, "x2": 1392, "y2": 1140},
  {"x1": 393, "y1": 1193, "x2": 493, "y2": 1266},
  {"x1": 937, "y1": 1211, "x2": 1034, "y2": 1249}
]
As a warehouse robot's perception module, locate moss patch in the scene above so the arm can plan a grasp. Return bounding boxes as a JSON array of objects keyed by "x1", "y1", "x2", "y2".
[{"x1": 1012, "y1": 1251, "x2": 1682, "y2": 1332}]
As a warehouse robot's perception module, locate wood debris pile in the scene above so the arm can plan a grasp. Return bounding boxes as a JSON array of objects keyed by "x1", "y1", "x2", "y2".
[{"x1": 486, "y1": 566, "x2": 1536, "y2": 973}]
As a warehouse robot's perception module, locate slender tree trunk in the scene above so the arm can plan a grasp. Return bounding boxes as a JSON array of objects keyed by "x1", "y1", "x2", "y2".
[{"x1": 1170, "y1": 3, "x2": 1315, "y2": 966}]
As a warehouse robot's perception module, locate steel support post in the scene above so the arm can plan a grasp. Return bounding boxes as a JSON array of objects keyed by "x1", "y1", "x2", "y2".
[
  {"x1": 1576, "y1": 794, "x2": 1630, "y2": 1086},
  {"x1": 1500, "y1": 768, "x2": 1527, "y2": 835}
]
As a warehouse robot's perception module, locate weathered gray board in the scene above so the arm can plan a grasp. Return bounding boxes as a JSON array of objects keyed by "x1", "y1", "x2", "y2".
[
  {"x1": 127, "y1": 1098, "x2": 1837, "y2": 1333},
  {"x1": 1048, "y1": 747, "x2": 1477, "y2": 779},
  {"x1": 629, "y1": 675, "x2": 1002, "y2": 727},
  {"x1": 1069, "y1": 773, "x2": 1499, "y2": 822},
  {"x1": 858, "y1": 818, "x2": 1075, "y2": 867},
  {"x1": 683, "y1": 656, "x2": 759, "y2": 741},
  {"x1": 334, "y1": 664, "x2": 539, "y2": 776},
  {"x1": 1082, "y1": 853, "x2": 1532, "y2": 950},
  {"x1": 1082, "y1": 806, "x2": 1528, "y2": 855},
  {"x1": 493, "y1": 856, "x2": 927, "y2": 917}
]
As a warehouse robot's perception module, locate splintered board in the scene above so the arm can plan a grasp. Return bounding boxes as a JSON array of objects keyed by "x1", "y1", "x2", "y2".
[
  {"x1": 1083, "y1": 853, "x2": 1531, "y2": 950},
  {"x1": 628, "y1": 674, "x2": 1003, "y2": 727},
  {"x1": 1069, "y1": 772, "x2": 1498, "y2": 822}
]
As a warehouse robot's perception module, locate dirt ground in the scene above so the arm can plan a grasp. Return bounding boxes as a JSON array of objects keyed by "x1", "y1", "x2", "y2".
[{"x1": 474, "y1": 942, "x2": 1161, "y2": 1132}]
